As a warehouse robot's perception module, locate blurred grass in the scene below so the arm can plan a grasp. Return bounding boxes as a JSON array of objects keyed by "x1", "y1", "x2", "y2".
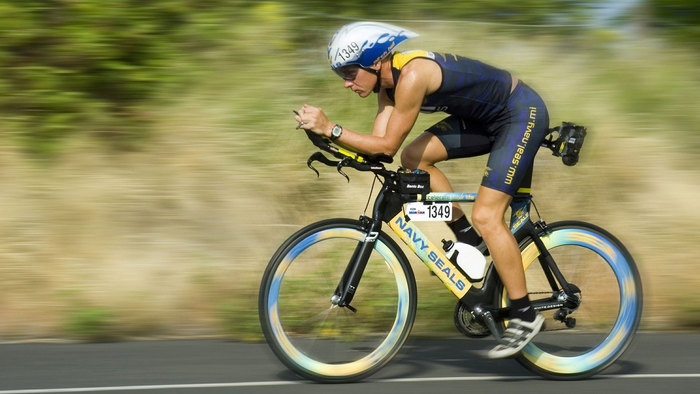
[{"x1": 1, "y1": 8, "x2": 700, "y2": 341}]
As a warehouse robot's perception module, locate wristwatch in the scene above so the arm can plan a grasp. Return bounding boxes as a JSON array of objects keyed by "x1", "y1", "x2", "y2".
[{"x1": 330, "y1": 124, "x2": 343, "y2": 141}]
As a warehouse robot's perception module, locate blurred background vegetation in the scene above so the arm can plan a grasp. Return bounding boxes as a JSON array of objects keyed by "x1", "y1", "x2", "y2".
[{"x1": 0, "y1": 0, "x2": 698, "y2": 341}]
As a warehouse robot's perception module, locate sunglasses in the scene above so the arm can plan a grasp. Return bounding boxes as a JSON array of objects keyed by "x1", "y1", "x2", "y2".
[{"x1": 333, "y1": 65, "x2": 363, "y2": 81}]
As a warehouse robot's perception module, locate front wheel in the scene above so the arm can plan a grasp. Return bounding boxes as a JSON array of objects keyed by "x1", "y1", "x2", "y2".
[
  {"x1": 501, "y1": 221, "x2": 643, "y2": 379},
  {"x1": 258, "y1": 218, "x2": 417, "y2": 382}
]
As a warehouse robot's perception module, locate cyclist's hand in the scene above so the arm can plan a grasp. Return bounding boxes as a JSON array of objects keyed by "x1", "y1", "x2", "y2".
[{"x1": 294, "y1": 104, "x2": 333, "y2": 137}]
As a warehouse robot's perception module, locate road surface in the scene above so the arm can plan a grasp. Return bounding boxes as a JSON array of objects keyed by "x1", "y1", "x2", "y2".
[{"x1": 1, "y1": 333, "x2": 699, "y2": 393}]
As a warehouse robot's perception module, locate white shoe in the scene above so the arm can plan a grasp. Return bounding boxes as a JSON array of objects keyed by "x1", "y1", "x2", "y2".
[{"x1": 487, "y1": 314, "x2": 545, "y2": 359}]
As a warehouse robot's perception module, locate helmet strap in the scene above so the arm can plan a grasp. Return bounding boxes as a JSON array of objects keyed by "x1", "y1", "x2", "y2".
[
  {"x1": 363, "y1": 66, "x2": 381, "y2": 93},
  {"x1": 373, "y1": 68, "x2": 381, "y2": 93}
]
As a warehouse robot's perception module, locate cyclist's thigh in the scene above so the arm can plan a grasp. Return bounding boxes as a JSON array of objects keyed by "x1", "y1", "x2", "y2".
[
  {"x1": 401, "y1": 131, "x2": 449, "y2": 168},
  {"x1": 423, "y1": 115, "x2": 492, "y2": 159},
  {"x1": 482, "y1": 83, "x2": 549, "y2": 195}
]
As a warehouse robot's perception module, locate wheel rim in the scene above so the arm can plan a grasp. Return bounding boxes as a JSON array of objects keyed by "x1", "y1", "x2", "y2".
[
  {"x1": 266, "y1": 227, "x2": 412, "y2": 377},
  {"x1": 518, "y1": 227, "x2": 641, "y2": 375}
]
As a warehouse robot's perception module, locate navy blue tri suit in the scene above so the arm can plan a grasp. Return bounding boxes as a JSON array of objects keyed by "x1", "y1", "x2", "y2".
[{"x1": 386, "y1": 51, "x2": 550, "y2": 195}]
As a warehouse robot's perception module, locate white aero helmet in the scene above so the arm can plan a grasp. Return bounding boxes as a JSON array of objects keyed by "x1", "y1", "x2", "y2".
[{"x1": 328, "y1": 22, "x2": 418, "y2": 73}]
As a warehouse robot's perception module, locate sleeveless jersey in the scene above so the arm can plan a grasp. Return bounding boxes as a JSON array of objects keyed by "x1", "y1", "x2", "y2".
[{"x1": 386, "y1": 50, "x2": 513, "y2": 123}]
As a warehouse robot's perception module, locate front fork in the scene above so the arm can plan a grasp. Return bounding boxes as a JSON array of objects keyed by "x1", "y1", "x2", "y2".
[
  {"x1": 330, "y1": 184, "x2": 394, "y2": 312},
  {"x1": 330, "y1": 215, "x2": 381, "y2": 312}
]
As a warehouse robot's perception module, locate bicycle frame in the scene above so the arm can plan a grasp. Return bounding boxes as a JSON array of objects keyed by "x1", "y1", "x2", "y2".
[
  {"x1": 387, "y1": 190, "x2": 535, "y2": 300},
  {"x1": 332, "y1": 183, "x2": 581, "y2": 333},
  {"x1": 301, "y1": 131, "x2": 580, "y2": 329}
]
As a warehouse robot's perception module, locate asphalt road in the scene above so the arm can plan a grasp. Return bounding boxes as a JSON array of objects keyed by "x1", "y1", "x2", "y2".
[{"x1": 1, "y1": 333, "x2": 699, "y2": 394}]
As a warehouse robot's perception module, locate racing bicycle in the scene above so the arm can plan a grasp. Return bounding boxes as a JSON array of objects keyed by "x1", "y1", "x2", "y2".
[{"x1": 258, "y1": 123, "x2": 642, "y2": 382}]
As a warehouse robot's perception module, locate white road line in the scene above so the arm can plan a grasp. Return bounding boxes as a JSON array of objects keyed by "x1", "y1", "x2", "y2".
[
  {"x1": 0, "y1": 382, "x2": 302, "y2": 394},
  {"x1": 2, "y1": 374, "x2": 700, "y2": 393},
  {"x1": 382, "y1": 373, "x2": 700, "y2": 383},
  {"x1": 606, "y1": 374, "x2": 700, "y2": 379}
]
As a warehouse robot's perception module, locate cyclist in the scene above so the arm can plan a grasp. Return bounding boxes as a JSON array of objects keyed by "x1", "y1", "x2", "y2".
[{"x1": 294, "y1": 21, "x2": 548, "y2": 359}]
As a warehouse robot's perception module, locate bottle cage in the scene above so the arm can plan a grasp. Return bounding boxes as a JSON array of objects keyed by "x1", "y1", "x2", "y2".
[{"x1": 542, "y1": 122, "x2": 587, "y2": 166}]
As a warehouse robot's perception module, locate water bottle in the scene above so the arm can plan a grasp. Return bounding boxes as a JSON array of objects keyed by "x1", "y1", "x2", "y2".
[{"x1": 442, "y1": 239, "x2": 486, "y2": 282}]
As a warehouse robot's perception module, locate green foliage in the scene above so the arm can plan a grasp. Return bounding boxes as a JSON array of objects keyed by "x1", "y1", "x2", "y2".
[
  {"x1": 677, "y1": 294, "x2": 700, "y2": 330},
  {"x1": 0, "y1": 0, "x2": 614, "y2": 157},
  {"x1": 0, "y1": 0, "x2": 234, "y2": 154},
  {"x1": 288, "y1": 0, "x2": 598, "y2": 24},
  {"x1": 218, "y1": 297, "x2": 263, "y2": 341},
  {"x1": 63, "y1": 306, "x2": 118, "y2": 342},
  {"x1": 647, "y1": 0, "x2": 700, "y2": 47}
]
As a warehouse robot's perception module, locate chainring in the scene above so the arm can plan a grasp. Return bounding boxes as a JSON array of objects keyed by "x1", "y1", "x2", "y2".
[{"x1": 453, "y1": 301, "x2": 490, "y2": 338}]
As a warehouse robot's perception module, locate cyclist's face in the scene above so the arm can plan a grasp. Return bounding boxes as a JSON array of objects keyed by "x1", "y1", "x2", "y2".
[
  {"x1": 337, "y1": 65, "x2": 376, "y2": 98},
  {"x1": 334, "y1": 65, "x2": 361, "y2": 81}
]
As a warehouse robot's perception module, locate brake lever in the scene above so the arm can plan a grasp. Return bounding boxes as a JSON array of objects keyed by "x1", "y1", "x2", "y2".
[
  {"x1": 307, "y1": 151, "x2": 340, "y2": 177},
  {"x1": 336, "y1": 158, "x2": 351, "y2": 183},
  {"x1": 307, "y1": 161, "x2": 320, "y2": 177}
]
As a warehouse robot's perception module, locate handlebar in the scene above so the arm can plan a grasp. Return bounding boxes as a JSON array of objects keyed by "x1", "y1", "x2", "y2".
[
  {"x1": 303, "y1": 130, "x2": 395, "y2": 181},
  {"x1": 302, "y1": 119, "x2": 585, "y2": 182}
]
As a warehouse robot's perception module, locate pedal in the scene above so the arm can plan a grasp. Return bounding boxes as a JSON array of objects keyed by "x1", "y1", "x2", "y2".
[
  {"x1": 481, "y1": 312, "x2": 502, "y2": 342},
  {"x1": 472, "y1": 306, "x2": 503, "y2": 341}
]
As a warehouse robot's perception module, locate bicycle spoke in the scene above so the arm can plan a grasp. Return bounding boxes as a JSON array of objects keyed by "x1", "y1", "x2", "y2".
[
  {"x1": 260, "y1": 221, "x2": 416, "y2": 381},
  {"x1": 508, "y1": 222, "x2": 642, "y2": 379}
]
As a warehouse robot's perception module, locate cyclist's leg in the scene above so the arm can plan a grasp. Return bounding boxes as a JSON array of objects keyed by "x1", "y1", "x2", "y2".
[
  {"x1": 473, "y1": 186, "x2": 525, "y2": 297},
  {"x1": 400, "y1": 129, "x2": 452, "y2": 203},
  {"x1": 476, "y1": 82, "x2": 549, "y2": 358},
  {"x1": 401, "y1": 116, "x2": 491, "y2": 237},
  {"x1": 476, "y1": 82, "x2": 549, "y2": 292}
]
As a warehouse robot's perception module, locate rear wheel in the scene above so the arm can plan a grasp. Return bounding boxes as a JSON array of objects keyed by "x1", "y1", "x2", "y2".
[
  {"x1": 500, "y1": 221, "x2": 643, "y2": 379},
  {"x1": 258, "y1": 218, "x2": 417, "y2": 382}
]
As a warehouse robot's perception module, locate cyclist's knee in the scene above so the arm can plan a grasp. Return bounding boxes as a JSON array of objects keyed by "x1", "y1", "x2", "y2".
[
  {"x1": 472, "y1": 189, "x2": 511, "y2": 237},
  {"x1": 401, "y1": 133, "x2": 447, "y2": 170},
  {"x1": 472, "y1": 206, "x2": 500, "y2": 236},
  {"x1": 400, "y1": 146, "x2": 423, "y2": 169}
]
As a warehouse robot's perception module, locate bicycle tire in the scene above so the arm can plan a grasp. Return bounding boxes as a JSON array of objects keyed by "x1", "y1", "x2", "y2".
[
  {"x1": 258, "y1": 218, "x2": 417, "y2": 383},
  {"x1": 499, "y1": 221, "x2": 643, "y2": 379}
]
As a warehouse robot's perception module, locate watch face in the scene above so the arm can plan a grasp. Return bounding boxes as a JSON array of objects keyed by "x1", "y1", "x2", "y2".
[{"x1": 332, "y1": 125, "x2": 342, "y2": 138}]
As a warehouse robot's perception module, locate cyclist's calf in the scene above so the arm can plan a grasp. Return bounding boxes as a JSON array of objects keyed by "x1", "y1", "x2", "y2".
[{"x1": 472, "y1": 187, "x2": 529, "y2": 299}]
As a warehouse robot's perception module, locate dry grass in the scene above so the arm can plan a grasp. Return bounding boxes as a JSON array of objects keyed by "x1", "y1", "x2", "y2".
[{"x1": 0, "y1": 25, "x2": 698, "y2": 340}]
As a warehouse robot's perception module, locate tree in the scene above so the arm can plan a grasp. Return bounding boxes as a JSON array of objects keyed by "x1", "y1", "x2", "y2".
[{"x1": 645, "y1": 0, "x2": 700, "y2": 46}]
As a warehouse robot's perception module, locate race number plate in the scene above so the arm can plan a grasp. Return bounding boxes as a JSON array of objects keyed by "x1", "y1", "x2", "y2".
[{"x1": 405, "y1": 202, "x2": 453, "y2": 221}]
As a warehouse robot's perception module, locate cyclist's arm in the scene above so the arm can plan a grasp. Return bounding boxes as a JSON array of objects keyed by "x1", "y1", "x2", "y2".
[
  {"x1": 326, "y1": 89, "x2": 394, "y2": 154},
  {"x1": 330, "y1": 61, "x2": 436, "y2": 157},
  {"x1": 323, "y1": 89, "x2": 393, "y2": 154},
  {"x1": 370, "y1": 88, "x2": 394, "y2": 138}
]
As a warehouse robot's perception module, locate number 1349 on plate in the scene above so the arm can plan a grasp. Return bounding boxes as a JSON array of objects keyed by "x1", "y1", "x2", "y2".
[{"x1": 405, "y1": 202, "x2": 453, "y2": 221}]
